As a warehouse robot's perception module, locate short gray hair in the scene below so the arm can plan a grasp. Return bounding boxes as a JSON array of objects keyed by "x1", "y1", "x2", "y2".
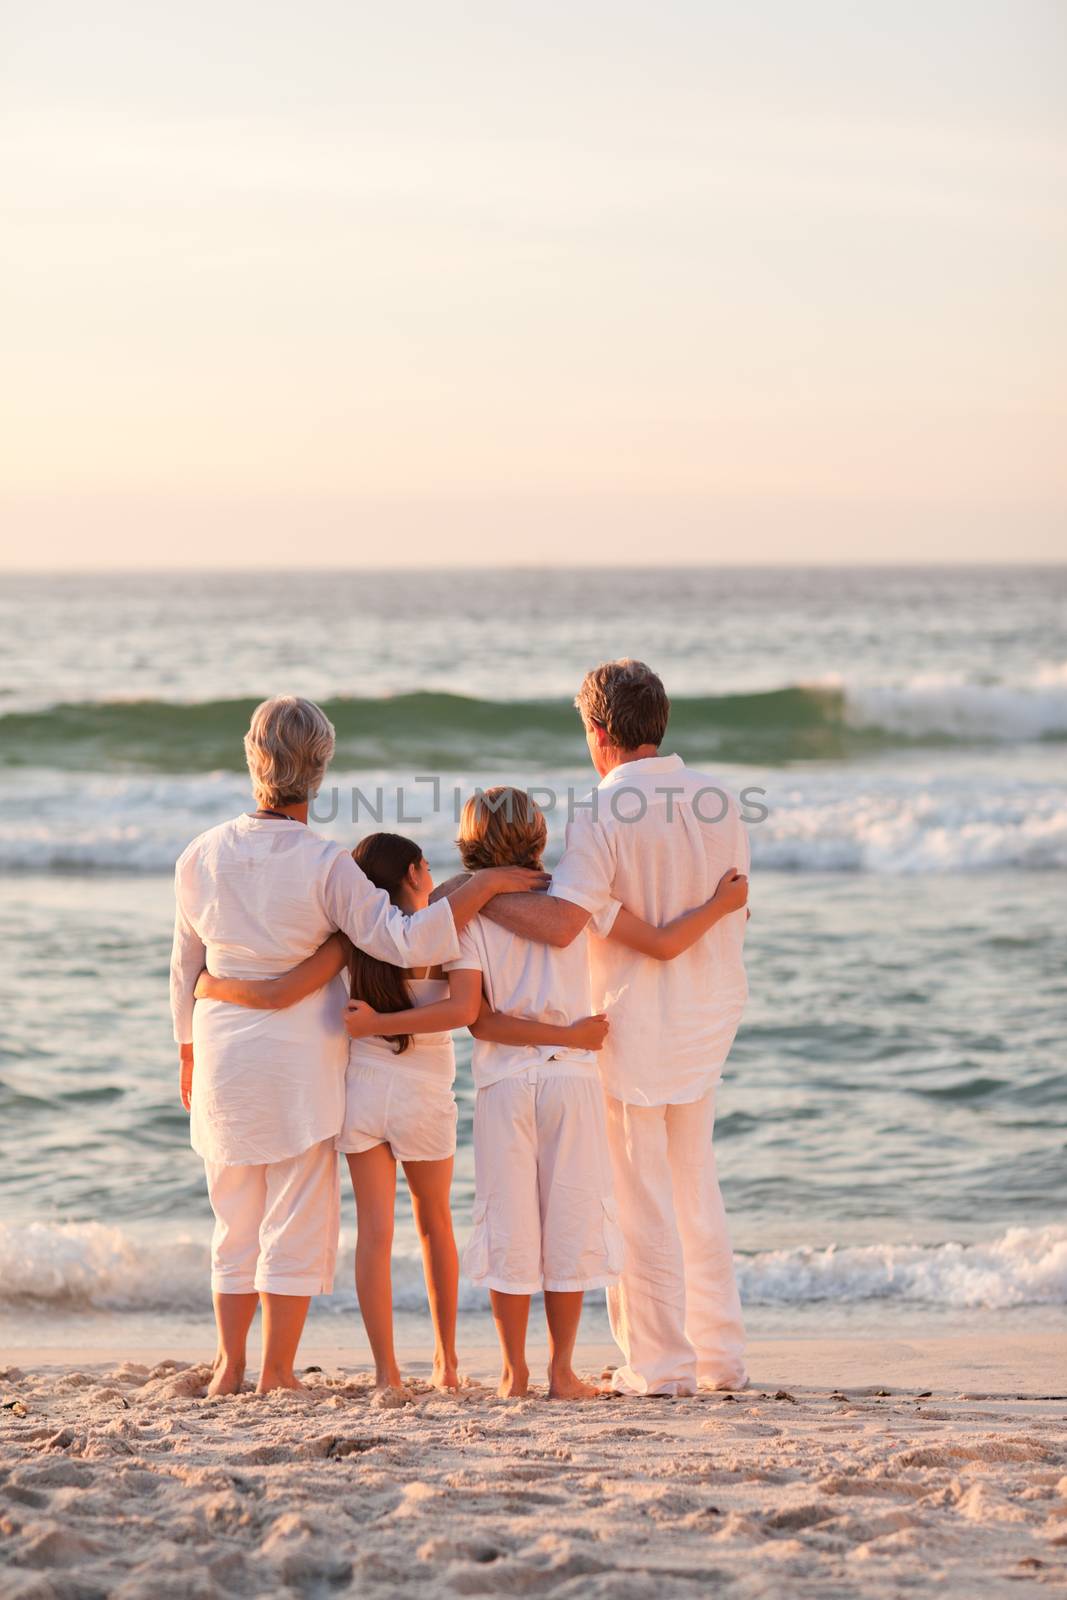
[{"x1": 244, "y1": 695, "x2": 336, "y2": 808}]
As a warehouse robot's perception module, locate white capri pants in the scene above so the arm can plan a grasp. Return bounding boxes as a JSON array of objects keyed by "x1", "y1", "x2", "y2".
[
  {"x1": 205, "y1": 1137, "x2": 341, "y2": 1296},
  {"x1": 464, "y1": 1062, "x2": 622, "y2": 1295}
]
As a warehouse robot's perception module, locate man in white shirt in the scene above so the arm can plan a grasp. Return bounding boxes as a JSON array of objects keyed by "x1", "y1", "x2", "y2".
[{"x1": 482, "y1": 660, "x2": 750, "y2": 1396}]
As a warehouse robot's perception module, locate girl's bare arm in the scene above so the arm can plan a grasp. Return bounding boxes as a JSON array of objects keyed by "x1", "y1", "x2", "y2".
[
  {"x1": 194, "y1": 933, "x2": 349, "y2": 1010},
  {"x1": 469, "y1": 997, "x2": 608, "y2": 1052},
  {"x1": 344, "y1": 969, "x2": 483, "y2": 1039}
]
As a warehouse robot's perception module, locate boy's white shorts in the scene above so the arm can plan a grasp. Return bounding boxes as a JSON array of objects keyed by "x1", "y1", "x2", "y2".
[
  {"x1": 205, "y1": 1137, "x2": 340, "y2": 1296},
  {"x1": 336, "y1": 1062, "x2": 458, "y2": 1163},
  {"x1": 464, "y1": 1062, "x2": 622, "y2": 1294}
]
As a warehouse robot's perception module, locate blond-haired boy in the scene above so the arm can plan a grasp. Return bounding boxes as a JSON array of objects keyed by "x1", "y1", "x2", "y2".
[{"x1": 444, "y1": 786, "x2": 748, "y2": 1400}]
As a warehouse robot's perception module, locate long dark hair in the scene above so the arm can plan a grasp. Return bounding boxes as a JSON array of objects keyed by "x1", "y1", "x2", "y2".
[{"x1": 348, "y1": 832, "x2": 423, "y2": 1054}]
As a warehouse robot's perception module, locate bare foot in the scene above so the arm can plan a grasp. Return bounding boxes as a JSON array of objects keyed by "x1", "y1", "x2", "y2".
[
  {"x1": 432, "y1": 1358, "x2": 461, "y2": 1392},
  {"x1": 497, "y1": 1369, "x2": 530, "y2": 1399},
  {"x1": 548, "y1": 1367, "x2": 611, "y2": 1401},
  {"x1": 207, "y1": 1362, "x2": 245, "y2": 1397},
  {"x1": 256, "y1": 1371, "x2": 306, "y2": 1394}
]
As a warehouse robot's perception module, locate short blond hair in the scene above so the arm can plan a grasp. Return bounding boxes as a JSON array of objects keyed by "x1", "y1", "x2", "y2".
[
  {"x1": 244, "y1": 695, "x2": 335, "y2": 808},
  {"x1": 574, "y1": 659, "x2": 670, "y2": 750},
  {"x1": 457, "y1": 787, "x2": 547, "y2": 871}
]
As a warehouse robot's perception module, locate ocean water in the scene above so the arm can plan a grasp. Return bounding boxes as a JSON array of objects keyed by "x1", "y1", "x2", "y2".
[{"x1": 1, "y1": 566, "x2": 1065, "y2": 1355}]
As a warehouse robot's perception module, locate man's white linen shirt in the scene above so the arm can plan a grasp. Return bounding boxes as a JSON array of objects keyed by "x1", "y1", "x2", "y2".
[{"x1": 549, "y1": 753, "x2": 749, "y2": 1108}]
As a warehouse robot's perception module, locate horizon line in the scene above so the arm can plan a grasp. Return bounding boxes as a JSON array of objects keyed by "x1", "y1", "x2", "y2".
[{"x1": 4, "y1": 558, "x2": 1067, "y2": 577}]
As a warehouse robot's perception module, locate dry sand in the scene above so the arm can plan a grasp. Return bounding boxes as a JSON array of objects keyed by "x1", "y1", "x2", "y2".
[{"x1": 1, "y1": 1336, "x2": 1065, "y2": 1598}]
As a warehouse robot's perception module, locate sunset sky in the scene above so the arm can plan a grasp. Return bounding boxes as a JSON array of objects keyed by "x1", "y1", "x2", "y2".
[{"x1": 2, "y1": 1, "x2": 1064, "y2": 567}]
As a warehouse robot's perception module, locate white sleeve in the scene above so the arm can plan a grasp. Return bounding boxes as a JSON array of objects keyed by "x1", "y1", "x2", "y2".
[
  {"x1": 589, "y1": 896, "x2": 622, "y2": 938},
  {"x1": 322, "y1": 850, "x2": 461, "y2": 968},
  {"x1": 170, "y1": 861, "x2": 206, "y2": 1046},
  {"x1": 548, "y1": 809, "x2": 617, "y2": 919},
  {"x1": 444, "y1": 924, "x2": 482, "y2": 973}
]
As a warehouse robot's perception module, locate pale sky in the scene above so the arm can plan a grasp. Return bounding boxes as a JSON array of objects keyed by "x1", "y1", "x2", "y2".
[{"x1": 2, "y1": 1, "x2": 1064, "y2": 567}]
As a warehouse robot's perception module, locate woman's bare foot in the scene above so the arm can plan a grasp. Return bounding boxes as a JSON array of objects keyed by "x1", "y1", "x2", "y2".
[
  {"x1": 256, "y1": 1369, "x2": 306, "y2": 1394},
  {"x1": 548, "y1": 1366, "x2": 610, "y2": 1400},
  {"x1": 207, "y1": 1361, "x2": 245, "y2": 1398},
  {"x1": 497, "y1": 1366, "x2": 530, "y2": 1398}
]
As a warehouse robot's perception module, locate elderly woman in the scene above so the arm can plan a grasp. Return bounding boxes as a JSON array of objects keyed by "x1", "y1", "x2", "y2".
[{"x1": 170, "y1": 694, "x2": 542, "y2": 1395}]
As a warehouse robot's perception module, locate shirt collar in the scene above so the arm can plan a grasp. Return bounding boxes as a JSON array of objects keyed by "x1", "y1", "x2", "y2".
[{"x1": 598, "y1": 751, "x2": 685, "y2": 789}]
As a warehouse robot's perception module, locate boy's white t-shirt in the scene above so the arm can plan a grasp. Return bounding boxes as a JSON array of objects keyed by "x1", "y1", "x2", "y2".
[{"x1": 445, "y1": 901, "x2": 618, "y2": 1089}]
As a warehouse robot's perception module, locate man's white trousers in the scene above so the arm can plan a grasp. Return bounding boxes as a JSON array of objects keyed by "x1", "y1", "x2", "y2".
[{"x1": 605, "y1": 1086, "x2": 747, "y2": 1396}]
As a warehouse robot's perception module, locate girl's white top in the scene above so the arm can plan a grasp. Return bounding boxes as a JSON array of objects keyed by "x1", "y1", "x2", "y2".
[
  {"x1": 349, "y1": 976, "x2": 456, "y2": 1084},
  {"x1": 170, "y1": 814, "x2": 459, "y2": 1166}
]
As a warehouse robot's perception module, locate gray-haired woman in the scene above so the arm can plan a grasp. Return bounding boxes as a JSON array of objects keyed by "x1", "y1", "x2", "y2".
[{"x1": 170, "y1": 695, "x2": 544, "y2": 1394}]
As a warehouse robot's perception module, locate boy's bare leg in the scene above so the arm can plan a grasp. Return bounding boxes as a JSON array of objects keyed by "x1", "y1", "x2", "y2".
[
  {"x1": 258, "y1": 1292, "x2": 311, "y2": 1391},
  {"x1": 489, "y1": 1290, "x2": 531, "y2": 1396},
  {"x1": 544, "y1": 1290, "x2": 604, "y2": 1399},
  {"x1": 208, "y1": 1291, "x2": 257, "y2": 1396},
  {"x1": 347, "y1": 1146, "x2": 404, "y2": 1391},
  {"x1": 403, "y1": 1156, "x2": 460, "y2": 1390}
]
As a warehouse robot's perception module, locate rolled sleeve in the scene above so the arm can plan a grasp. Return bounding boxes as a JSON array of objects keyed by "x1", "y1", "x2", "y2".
[
  {"x1": 322, "y1": 851, "x2": 460, "y2": 967},
  {"x1": 589, "y1": 897, "x2": 622, "y2": 938},
  {"x1": 444, "y1": 925, "x2": 482, "y2": 974},
  {"x1": 548, "y1": 811, "x2": 617, "y2": 922}
]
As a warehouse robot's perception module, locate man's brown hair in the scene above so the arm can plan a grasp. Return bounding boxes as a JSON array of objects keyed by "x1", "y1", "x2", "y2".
[
  {"x1": 457, "y1": 787, "x2": 547, "y2": 871},
  {"x1": 574, "y1": 659, "x2": 670, "y2": 750}
]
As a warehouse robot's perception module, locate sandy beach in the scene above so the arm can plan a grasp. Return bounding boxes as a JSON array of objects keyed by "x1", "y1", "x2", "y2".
[{"x1": 2, "y1": 1335, "x2": 1065, "y2": 1598}]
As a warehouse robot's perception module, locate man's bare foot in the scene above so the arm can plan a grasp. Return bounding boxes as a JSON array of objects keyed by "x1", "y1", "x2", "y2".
[
  {"x1": 548, "y1": 1367, "x2": 610, "y2": 1400},
  {"x1": 432, "y1": 1356, "x2": 461, "y2": 1392},
  {"x1": 497, "y1": 1368, "x2": 529, "y2": 1398},
  {"x1": 207, "y1": 1361, "x2": 244, "y2": 1398},
  {"x1": 256, "y1": 1371, "x2": 305, "y2": 1394}
]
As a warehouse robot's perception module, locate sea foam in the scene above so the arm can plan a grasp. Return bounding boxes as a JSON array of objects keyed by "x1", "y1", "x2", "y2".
[{"x1": 3, "y1": 1222, "x2": 1063, "y2": 1314}]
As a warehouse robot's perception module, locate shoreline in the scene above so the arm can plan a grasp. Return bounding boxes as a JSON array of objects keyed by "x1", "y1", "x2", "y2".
[{"x1": 4, "y1": 1333, "x2": 1064, "y2": 1396}]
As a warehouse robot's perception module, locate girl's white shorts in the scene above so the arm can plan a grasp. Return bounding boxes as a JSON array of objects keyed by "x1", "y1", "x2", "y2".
[{"x1": 336, "y1": 1062, "x2": 458, "y2": 1163}]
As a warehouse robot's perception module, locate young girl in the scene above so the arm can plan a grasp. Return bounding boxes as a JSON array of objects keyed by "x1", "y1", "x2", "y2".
[
  {"x1": 194, "y1": 832, "x2": 544, "y2": 1395},
  {"x1": 438, "y1": 787, "x2": 748, "y2": 1401}
]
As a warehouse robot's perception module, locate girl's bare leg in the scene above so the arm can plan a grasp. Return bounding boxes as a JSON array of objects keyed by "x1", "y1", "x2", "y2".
[
  {"x1": 347, "y1": 1146, "x2": 402, "y2": 1390},
  {"x1": 403, "y1": 1156, "x2": 459, "y2": 1390},
  {"x1": 489, "y1": 1290, "x2": 531, "y2": 1397},
  {"x1": 208, "y1": 1291, "x2": 257, "y2": 1396},
  {"x1": 544, "y1": 1290, "x2": 603, "y2": 1399},
  {"x1": 258, "y1": 1293, "x2": 311, "y2": 1391}
]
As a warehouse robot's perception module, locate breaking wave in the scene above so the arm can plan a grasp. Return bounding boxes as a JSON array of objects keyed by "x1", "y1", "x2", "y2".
[
  {"x1": 1, "y1": 675, "x2": 1065, "y2": 775},
  {"x1": 3, "y1": 1222, "x2": 1063, "y2": 1314}
]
